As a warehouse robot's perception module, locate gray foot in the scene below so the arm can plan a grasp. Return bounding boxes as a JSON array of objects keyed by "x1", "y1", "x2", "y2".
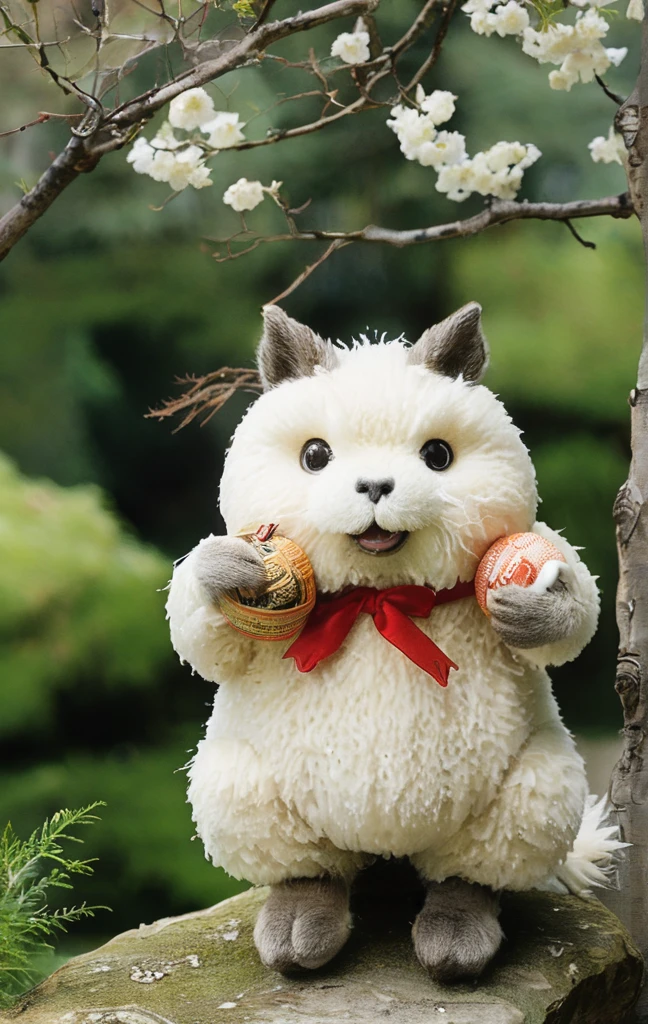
[
  {"x1": 253, "y1": 876, "x2": 351, "y2": 973},
  {"x1": 413, "y1": 877, "x2": 503, "y2": 983}
]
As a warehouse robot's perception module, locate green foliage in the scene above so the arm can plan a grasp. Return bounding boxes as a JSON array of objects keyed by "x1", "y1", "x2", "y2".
[
  {"x1": 232, "y1": 0, "x2": 255, "y2": 16},
  {"x1": 455, "y1": 220, "x2": 644, "y2": 423},
  {"x1": 0, "y1": 804, "x2": 105, "y2": 1007},
  {"x1": 0, "y1": 456, "x2": 245, "y2": 954},
  {"x1": 0, "y1": 454, "x2": 170, "y2": 737},
  {"x1": 0, "y1": 736, "x2": 247, "y2": 923}
]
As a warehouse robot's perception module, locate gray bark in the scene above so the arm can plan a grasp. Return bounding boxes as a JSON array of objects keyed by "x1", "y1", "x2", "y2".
[{"x1": 608, "y1": 11, "x2": 648, "y2": 1022}]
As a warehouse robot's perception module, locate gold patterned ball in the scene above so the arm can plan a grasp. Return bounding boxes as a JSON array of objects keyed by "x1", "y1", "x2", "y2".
[{"x1": 218, "y1": 525, "x2": 316, "y2": 641}]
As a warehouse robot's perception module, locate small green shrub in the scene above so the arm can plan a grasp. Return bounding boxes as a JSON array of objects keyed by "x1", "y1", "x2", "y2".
[{"x1": 0, "y1": 803, "x2": 106, "y2": 1008}]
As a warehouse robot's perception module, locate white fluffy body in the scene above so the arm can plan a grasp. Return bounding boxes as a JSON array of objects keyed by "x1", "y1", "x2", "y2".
[{"x1": 167, "y1": 339, "x2": 609, "y2": 894}]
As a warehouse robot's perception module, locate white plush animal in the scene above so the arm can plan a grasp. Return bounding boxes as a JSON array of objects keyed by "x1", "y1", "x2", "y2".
[{"x1": 167, "y1": 303, "x2": 619, "y2": 981}]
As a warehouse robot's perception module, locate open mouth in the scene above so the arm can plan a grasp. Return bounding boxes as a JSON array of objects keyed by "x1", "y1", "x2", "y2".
[{"x1": 352, "y1": 524, "x2": 409, "y2": 555}]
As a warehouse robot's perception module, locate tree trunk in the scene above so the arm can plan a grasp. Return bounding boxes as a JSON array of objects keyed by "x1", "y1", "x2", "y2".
[{"x1": 608, "y1": 11, "x2": 648, "y2": 1021}]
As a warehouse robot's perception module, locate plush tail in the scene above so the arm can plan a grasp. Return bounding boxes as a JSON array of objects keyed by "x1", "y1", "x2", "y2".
[{"x1": 542, "y1": 795, "x2": 629, "y2": 896}]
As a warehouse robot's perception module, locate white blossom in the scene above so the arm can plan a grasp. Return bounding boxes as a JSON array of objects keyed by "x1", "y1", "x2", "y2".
[
  {"x1": 491, "y1": 163, "x2": 524, "y2": 199},
  {"x1": 419, "y1": 89, "x2": 457, "y2": 125},
  {"x1": 548, "y1": 68, "x2": 579, "y2": 90},
  {"x1": 223, "y1": 177, "x2": 265, "y2": 212},
  {"x1": 626, "y1": 0, "x2": 644, "y2": 19},
  {"x1": 574, "y1": 8, "x2": 609, "y2": 45},
  {"x1": 387, "y1": 106, "x2": 437, "y2": 160},
  {"x1": 387, "y1": 92, "x2": 457, "y2": 162},
  {"x1": 331, "y1": 28, "x2": 370, "y2": 64},
  {"x1": 485, "y1": 140, "x2": 528, "y2": 171},
  {"x1": 127, "y1": 137, "x2": 155, "y2": 174},
  {"x1": 589, "y1": 127, "x2": 626, "y2": 165},
  {"x1": 436, "y1": 163, "x2": 479, "y2": 202},
  {"x1": 522, "y1": 24, "x2": 580, "y2": 65},
  {"x1": 462, "y1": 0, "x2": 496, "y2": 11},
  {"x1": 202, "y1": 111, "x2": 246, "y2": 149},
  {"x1": 519, "y1": 142, "x2": 541, "y2": 168},
  {"x1": 127, "y1": 139, "x2": 212, "y2": 191},
  {"x1": 520, "y1": 7, "x2": 623, "y2": 88},
  {"x1": 417, "y1": 131, "x2": 467, "y2": 168},
  {"x1": 147, "y1": 150, "x2": 177, "y2": 183},
  {"x1": 435, "y1": 141, "x2": 540, "y2": 202},
  {"x1": 168, "y1": 87, "x2": 216, "y2": 131},
  {"x1": 465, "y1": 152, "x2": 494, "y2": 195},
  {"x1": 606, "y1": 47, "x2": 628, "y2": 66},
  {"x1": 494, "y1": 1, "x2": 529, "y2": 37},
  {"x1": 470, "y1": 10, "x2": 498, "y2": 34},
  {"x1": 561, "y1": 48, "x2": 609, "y2": 84},
  {"x1": 167, "y1": 146, "x2": 213, "y2": 191},
  {"x1": 387, "y1": 87, "x2": 539, "y2": 203},
  {"x1": 464, "y1": 0, "x2": 627, "y2": 91},
  {"x1": 151, "y1": 121, "x2": 181, "y2": 150},
  {"x1": 184, "y1": 163, "x2": 213, "y2": 190}
]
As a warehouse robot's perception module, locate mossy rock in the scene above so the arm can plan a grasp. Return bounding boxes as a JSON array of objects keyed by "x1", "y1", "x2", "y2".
[{"x1": 3, "y1": 869, "x2": 642, "y2": 1024}]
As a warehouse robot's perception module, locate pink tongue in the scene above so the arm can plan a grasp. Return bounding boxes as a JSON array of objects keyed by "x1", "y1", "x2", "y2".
[
  {"x1": 361, "y1": 525, "x2": 391, "y2": 541},
  {"x1": 357, "y1": 526, "x2": 401, "y2": 551}
]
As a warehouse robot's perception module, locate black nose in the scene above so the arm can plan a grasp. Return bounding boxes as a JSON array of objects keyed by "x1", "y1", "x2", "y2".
[{"x1": 356, "y1": 478, "x2": 395, "y2": 504}]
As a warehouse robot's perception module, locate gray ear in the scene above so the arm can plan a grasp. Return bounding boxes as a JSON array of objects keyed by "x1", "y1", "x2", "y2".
[
  {"x1": 257, "y1": 305, "x2": 337, "y2": 390},
  {"x1": 407, "y1": 302, "x2": 489, "y2": 383}
]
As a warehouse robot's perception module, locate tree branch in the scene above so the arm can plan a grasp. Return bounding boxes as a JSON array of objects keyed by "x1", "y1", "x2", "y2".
[
  {"x1": 406, "y1": 0, "x2": 460, "y2": 92},
  {"x1": 223, "y1": 92, "x2": 376, "y2": 151},
  {"x1": 0, "y1": 0, "x2": 378, "y2": 262},
  {"x1": 105, "y1": 0, "x2": 380, "y2": 134},
  {"x1": 352, "y1": 193, "x2": 635, "y2": 244},
  {"x1": 216, "y1": 193, "x2": 634, "y2": 252},
  {"x1": 0, "y1": 137, "x2": 98, "y2": 262}
]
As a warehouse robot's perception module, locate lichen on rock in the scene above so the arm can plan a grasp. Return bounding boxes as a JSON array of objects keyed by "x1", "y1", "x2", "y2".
[{"x1": 1, "y1": 870, "x2": 642, "y2": 1024}]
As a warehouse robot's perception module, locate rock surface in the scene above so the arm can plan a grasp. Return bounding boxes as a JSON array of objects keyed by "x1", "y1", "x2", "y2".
[{"x1": 2, "y1": 872, "x2": 642, "y2": 1024}]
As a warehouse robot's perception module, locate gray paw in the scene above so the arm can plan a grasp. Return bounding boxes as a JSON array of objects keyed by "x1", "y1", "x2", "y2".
[
  {"x1": 413, "y1": 879, "x2": 503, "y2": 983},
  {"x1": 254, "y1": 876, "x2": 351, "y2": 973},
  {"x1": 487, "y1": 573, "x2": 579, "y2": 649},
  {"x1": 195, "y1": 535, "x2": 266, "y2": 603}
]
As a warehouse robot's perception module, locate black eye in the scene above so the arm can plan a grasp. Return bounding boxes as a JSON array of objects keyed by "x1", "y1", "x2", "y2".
[
  {"x1": 420, "y1": 439, "x2": 453, "y2": 471},
  {"x1": 301, "y1": 438, "x2": 333, "y2": 473}
]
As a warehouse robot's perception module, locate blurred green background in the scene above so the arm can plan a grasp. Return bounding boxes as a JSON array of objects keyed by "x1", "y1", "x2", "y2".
[{"x1": 0, "y1": 0, "x2": 642, "y2": 975}]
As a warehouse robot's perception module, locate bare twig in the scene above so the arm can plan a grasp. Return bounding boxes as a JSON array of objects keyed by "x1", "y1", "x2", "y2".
[
  {"x1": 595, "y1": 73, "x2": 625, "y2": 107},
  {"x1": 251, "y1": 0, "x2": 279, "y2": 31},
  {"x1": 390, "y1": 0, "x2": 441, "y2": 63},
  {"x1": 0, "y1": 2, "x2": 73, "y2": 97},
  {"x1": 0, "y1": 111, "x2": 85, "y2": 140},
  {"x1": 0, "y1": 113, "x2": 51, "y2": 139},
  {"x1": 227, "y1": 92, "x2": 375, "y2": 151},
  {"x1": 268, "y1": 238, "x2": 351, "y2": 304},
  {"x1": 564, "y1": 218, "x2": 596, "y2": 249},
  {"x1": 407, "y1": 0, "x2": 460, "y2": 92},
  {"x1": 147, "y1": 368, "x2": 263, "y2": 430},
  {"x1": 0, "y1": 37, "x2": 71, "y2": 47}
]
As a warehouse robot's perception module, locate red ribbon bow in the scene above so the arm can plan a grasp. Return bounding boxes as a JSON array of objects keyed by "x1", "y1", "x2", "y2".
[{"x1": 284, "y1": 581, "x2": 474, "y2": 687}]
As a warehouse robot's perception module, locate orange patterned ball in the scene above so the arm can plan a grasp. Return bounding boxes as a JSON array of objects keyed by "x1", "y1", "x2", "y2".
[{"x1": 475, "y1": 532, "x2": 567, "y2": 614}]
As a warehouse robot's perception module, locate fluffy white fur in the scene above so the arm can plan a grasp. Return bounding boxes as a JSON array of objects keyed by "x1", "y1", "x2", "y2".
[{"x1": 167, "y1": 339, "x2": 607, "y2": 894}]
